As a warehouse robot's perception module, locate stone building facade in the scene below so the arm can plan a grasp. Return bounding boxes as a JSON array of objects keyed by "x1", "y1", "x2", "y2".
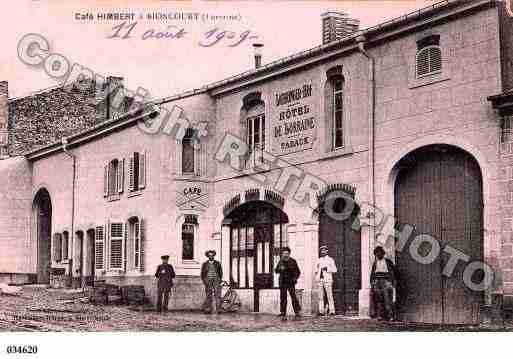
[{"x1": 1, "y1": 0, "x2": 513, "y2": 324}]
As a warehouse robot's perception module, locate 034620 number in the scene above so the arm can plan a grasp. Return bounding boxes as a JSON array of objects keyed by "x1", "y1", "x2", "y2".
[{"x1": 6, "y1": 345, "x2": 38, "y2": 354}]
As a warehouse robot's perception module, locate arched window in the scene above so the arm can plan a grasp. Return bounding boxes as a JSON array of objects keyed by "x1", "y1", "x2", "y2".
[
  {"x1": 181, "y1": 214, "x2": 198, "y2": 261},
  {"x1": 182, "y1": 128, "x2": 196, "y2": 174},
  {"x1": 416, "y1": 35, "x2": 442, "y2": 78},
  {"x1": 241, "y1": 92, "x2": 265, "y2": 166},
  {"x1": 246, "y1": 103, "x2": 265, "y2": 165},
  {"x1": 325, "y1": 66, "x2": 345, "y2": 150},
  {"x1": 104, "y1": 158, "x2": 124, "y2": 197}
]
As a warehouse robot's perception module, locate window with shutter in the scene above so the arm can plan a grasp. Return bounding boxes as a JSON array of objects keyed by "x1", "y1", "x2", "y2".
[
  {"x1": 416, "y1": 46, "x2": 442, "y2": 78},
  {"x1": 140, "y1": 219, "x2": 145, "y2": 272},
  {"x1": 128, "y1": 155, "x2": 135, "y2": 191},
  {"x1": 95, "y1": 226, "x2": 105, "y2": 270},
  {"x1": 107, "y1": 159, "x2": 119, "y2": 196},
  {"x1": 138, "y1": 151, "x2": 146, "y2": 189},
  {"x1": 104, "y1": 165, "x2": 109, "y2": 197},
  {"x1": 128, "y1": 217, "x2": 141, "y2": 269},
  {"x1": 109, "y1": 222, "x2": 124, "y2": 270},
  {"x1": 117, "y1": 158, "x2": 124, "y2": 193}
]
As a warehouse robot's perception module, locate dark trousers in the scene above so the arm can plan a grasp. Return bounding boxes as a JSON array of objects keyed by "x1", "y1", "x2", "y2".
[
  {"x1": 279, "y1": 285, "x2": 301, "y2": 315},
  {"x1": 204, "y1": 278, "x2": 222, "y2": 313},
  {"x1": 157, "y1": 286, "x2": 171, "y2": 312},
  {"x1": 371, "y1": 279, "x2": 394, "y2": 320}
]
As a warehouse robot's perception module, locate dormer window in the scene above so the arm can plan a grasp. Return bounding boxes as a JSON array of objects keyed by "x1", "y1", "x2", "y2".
[{"x1": 416, "y1": 35, "x2": 442, "y2": 78}]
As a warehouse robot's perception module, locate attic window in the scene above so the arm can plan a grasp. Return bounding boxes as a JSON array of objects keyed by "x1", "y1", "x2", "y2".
[{"x1": 416, "y1": 35, "x2": 442, "y2": 78}]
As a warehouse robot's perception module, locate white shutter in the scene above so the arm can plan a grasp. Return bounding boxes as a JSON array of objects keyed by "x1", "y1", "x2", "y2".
[
  {"x1": 124, "y1": 223, "x2": 128, "y2": 271},
  {"x1": 103, "y1": 165, "x2": 109, "y2": 197},
  {"x1": 138, "y1": 151, "x2": 146, "y2": 189},
  {"x1": 95, "y1": 226, "x2": 105, "y2": 270},
  {"x1": 134, "y1": 220, "x2": 141, "y2": 269},
  {"x1": 139, "y1": 218, "x2": 145, "y2": 272},
  {"x1": 128, "y1": 154, "x2": 135, "y2": 192},
  {"x1": 117, "y1": 159, "x2": 124, "y2": 193},
  {"x1": 109, "y1": 222, "x2": 124, "y2": 270}
]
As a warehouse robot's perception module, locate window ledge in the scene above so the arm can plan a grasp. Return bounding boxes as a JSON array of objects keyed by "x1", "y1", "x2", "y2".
[
  {"x1": 105, "y1": 194, "x2": 121, "y2": 202},
  {"x1": 408, "y1": 71, "x2": 450, "y2": 89},
  {"x1": 319, "y1": 146, "x2": 354, "y2": 161},
  {"x1": 128, "y1": 190, "x2": 143, "y2": 198},
  {"x1": 178, "y1": 260, "x2": 201, "y2": 269}
]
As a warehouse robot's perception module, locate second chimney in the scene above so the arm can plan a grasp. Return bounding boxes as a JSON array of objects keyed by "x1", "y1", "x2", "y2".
[
  {"x1": 253, "y1": 43, "x2": 264, "y2": 69},
  {"x1": 321, "y1": 11, "x2": 360, "y2": 45}
]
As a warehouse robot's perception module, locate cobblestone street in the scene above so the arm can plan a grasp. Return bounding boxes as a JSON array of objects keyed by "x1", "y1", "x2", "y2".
[{"x1": 0, "y1": 286, "x2": 511, "y2": 332}]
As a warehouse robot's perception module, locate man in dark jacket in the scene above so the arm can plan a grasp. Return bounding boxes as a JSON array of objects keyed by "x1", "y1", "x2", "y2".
[
  {"x1": 155, "y1": 255, "x2": 176, "y2": 313},
  {"x1": 370, "y1": 246, "x2": 397, "y2": 321},
  {"x1": 275, "y1": 247, "x2": 301, "y2": 318},
  {"x1": 201, "y1": 250, "x2": 223, "y2": 314}
]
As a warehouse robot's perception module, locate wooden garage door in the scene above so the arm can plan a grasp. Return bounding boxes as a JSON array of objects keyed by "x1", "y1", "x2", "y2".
[
  {"x1": 394, "y1": 145, "x2": 483, "y2": 324},
  {"x1": 319, "y1": 199, "x2": 361, "y2": 314}
]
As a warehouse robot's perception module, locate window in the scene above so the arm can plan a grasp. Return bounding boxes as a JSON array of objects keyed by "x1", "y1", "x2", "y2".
[
  {"x1": 62, "y1": 231, "x2": 69, "y2": 261},
  {"x1": 95, "y1": 226, "x2": 105, "y2": 270},
  {"x1": 104, "y1": 158, "x2": 124, "y2": 197},
  {"x1": 128, "y1": 217, "x2": 142, "y2": 269},
  {"x1": 53, "y1": 233, "x2": 62, "y2": 262},
  {"x1": 332, "y1": 77, "x2": 344, "y2": 149},
  {"x1": 182, "y1": 128, "x2": 196, "y2": 174},
  {"x1": 128, "y1": 151, "x2": 146, "y2": 192},
  {"x1": 416, "y1": 35, "x2": 442, "y2": 78},
  {"x1": 109, "y1": 222, "x2": 124, "y2": 270},
  {"x1": 247, "y1": 113, "x2": 265, "y2": 165},
  {"x1": 182, "y1": 224, "x2": 194, "y2": 260},
  {"x1": 182, "y1": 214, "x2": 197, "y2": 261}
]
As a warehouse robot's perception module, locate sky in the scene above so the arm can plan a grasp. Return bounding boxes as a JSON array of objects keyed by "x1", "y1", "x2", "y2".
[{"x1": 0, "y1": 0, "x2": 436, "y2": 100}]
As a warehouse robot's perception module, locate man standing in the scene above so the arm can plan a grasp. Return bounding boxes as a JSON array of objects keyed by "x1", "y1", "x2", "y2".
[
  {"x1": 275, "y1": 246, "x2": 301, "y2": 319},
  {"x1": 155, "y1": 255, "x2": 176, "y2": 313},
  {"x1": 370, "y1": 246, "x2": 397, "y2": 321},
  {"x1": 201, "y1": 250, "x2": 223, "y2": 314},
  {"x1": 315, "y1": 245, "x2": 337, "y2": 316}
]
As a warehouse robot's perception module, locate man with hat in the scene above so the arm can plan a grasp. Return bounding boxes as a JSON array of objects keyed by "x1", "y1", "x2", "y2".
[
  {"x1": 275, "y1": 246, "x2": 301, "y2": 319},
  {"x1": 155, "y1": 255, "x2": 176, "y2": 313},
  {"x1": 370, "y1": 246, "x2": 397, "y2": 321},
  {"x1": 201, "y1": 250, "x2": 223, "y2": 314},
  {"x1": 315, "y1": 245, "x2": 338, "y2": 316}
]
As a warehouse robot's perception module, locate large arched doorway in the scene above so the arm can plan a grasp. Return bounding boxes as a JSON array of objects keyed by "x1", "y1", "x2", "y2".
[
  {"x1": 33, "y1": 188, "x2": 52, "y2": 284},
  {"x1": 224, "y1": 198, "x2": 289, "y2": 312},
  {"x1": 394, "y1": 144, "x2": 484, "y2": 324},
  {"x1": 317, "y1": 185, "x2": 361, "y2": 315}
]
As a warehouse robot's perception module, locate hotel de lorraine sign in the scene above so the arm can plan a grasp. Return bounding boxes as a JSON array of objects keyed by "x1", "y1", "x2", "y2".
[{"x1": 271, "y1": 83, "x2": 316, "y2": 155}]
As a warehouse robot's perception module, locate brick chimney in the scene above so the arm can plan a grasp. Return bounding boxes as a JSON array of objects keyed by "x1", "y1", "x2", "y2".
[
  {"x1": 0, "y1": 81, "x2": 9, "y2": 158},
  {"x1": 321, "y1": 11, "x2": 360, "y2": 45},
  {"x1": 95, "y1": 76, "x2": 124, "y2": 120}
]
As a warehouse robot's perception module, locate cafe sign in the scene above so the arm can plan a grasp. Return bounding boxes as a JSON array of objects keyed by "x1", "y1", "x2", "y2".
[{"x1": 271, "y1": 83, "x2": 316, "y2": 155}]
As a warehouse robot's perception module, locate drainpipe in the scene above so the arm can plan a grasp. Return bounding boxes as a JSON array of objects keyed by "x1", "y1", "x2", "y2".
[
  {"x1": 62, "y1": 137, "x2": 76, "y2": 287},
  {"x1": 356, "y1": 34, "x2": 376, "y2": 315}
]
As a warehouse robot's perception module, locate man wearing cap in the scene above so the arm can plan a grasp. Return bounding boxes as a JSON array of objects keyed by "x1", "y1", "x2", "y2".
[
  {"x1": 155, "y1": 255, "x2": 176, "y2": 313},
  {"x1": 201, "y1": 250, "x2": 223, "y2": 314},
  {"x1": 315, "y1": 245, "x2": 338, "y2": 316},
  {"x1": 370, "y1": 246, "x2": 397, "y2": 321},
  {"x1": 275, "y1": 246, "x2": 301, "y2": 319}
]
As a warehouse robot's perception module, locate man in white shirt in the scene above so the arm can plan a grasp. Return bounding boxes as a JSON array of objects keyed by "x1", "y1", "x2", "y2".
[{"x1": 315, "y1": 245, "x2": 338, "y2": 316}]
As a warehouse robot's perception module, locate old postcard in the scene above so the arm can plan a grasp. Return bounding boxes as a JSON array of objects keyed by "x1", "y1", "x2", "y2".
[{"x1": 1, "y1": 0, "x2": 513, "y2": 356}]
